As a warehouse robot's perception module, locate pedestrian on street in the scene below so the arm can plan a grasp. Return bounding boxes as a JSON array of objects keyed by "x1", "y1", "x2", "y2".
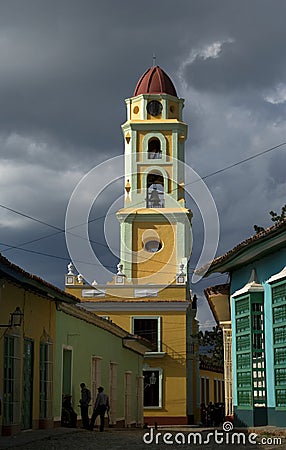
[
  {"x1": 61, "y1": 394, "x2": 77, "y2": 428},
  {"x1": 89, "y1": 386, "x2": 109, "y2": 432},
  {"x1": 79, "y1": 383, "x2": 91, "y2": 429}
]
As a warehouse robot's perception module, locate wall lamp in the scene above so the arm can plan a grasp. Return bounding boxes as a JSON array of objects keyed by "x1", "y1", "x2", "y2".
[{"x1": 0, "y1": 307, "x2": 24, "y2": 328}]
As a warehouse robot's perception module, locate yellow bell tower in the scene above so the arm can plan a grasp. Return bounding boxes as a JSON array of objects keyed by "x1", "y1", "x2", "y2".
[
  {"x1": 117, "y1": 65, "x2": 192, "y2": 286},
  {"x1": 65, "y1": 65, "x2": 199, "y2": 425}
]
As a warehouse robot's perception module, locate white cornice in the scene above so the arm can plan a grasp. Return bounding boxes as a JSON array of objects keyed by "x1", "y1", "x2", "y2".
[
  {"x1": 232, "y1": 281, "x2": 264, "y2": 298},
  {"x1": 267, "y1": 266, "x2": 286, "y2": 284},
  {"x1": 80, "y1": 301, "x2": 189, "y2": 312}
]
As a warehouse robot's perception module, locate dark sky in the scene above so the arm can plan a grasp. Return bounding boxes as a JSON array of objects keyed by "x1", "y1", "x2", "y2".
[{"x1": 1, "y1": 0, "x2": 286, "y2": 328}]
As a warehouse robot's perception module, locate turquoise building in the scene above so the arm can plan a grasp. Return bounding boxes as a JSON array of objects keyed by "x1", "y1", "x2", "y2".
[{"x1": 204, "y1": 220, "x2": 286, "y2": 427}]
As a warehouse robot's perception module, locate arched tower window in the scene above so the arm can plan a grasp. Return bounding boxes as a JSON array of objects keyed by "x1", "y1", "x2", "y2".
[
  {"x1": 147, "y1": 172, "x2": 164, "y2": 208},
  {"x1": 148, "y1": 138, "x2": 162, "y2": 159}
]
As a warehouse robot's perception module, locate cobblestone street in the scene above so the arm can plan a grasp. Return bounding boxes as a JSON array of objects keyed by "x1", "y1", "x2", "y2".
[{"x1": 0, "y1": 427, "x2": 285, "y2": 450}]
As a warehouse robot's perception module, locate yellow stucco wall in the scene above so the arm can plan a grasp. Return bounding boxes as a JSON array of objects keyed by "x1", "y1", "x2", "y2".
[
  {"x1": 137, "y1": 130, "x2": 172, "y2": 156},
  {"x1": 0, "y1": 280, "x2": 56, "y2": 431},
  {"x1": 102, "y1": 310, "x2": 187, "y2": 418},
  {"x1": 66, "y1": 280, "x2": 191, "y2": 420},
  {"x1": 200, "y1": 368, "x2": 224, "y2": 404},
  {"x1": 66, "y1": 282, "x2": 188, "y2": 302},
  {"x1": 132, "y1": 222, "x2": 177, "y2": 284},
  {"x1": 168, "y1": 100, "x2": 179, "y2": 120},
  {"x1": 128, "y1": 95, "x2": 181, "y2": 122},
  {"x1": 130, "y1": 99, "x2": 141, "y2": 120}
]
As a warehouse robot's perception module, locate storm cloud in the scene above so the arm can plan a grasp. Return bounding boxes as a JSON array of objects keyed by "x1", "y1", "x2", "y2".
[{"x1": 0, "y1": 0, "x2": 286, "y2": 328}]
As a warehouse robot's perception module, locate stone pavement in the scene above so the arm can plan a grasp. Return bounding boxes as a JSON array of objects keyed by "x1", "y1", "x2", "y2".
[{"x1": 0, "y1": 426, "x2": 286, "y2": 450}]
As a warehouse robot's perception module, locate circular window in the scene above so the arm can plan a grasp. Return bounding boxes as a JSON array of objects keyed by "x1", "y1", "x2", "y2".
[
  {"x1": 144, "y1": 240, "x2": 162, "y2": 253},
  {"x1": 146, "y1": 100, "x2": 162, "y2": 117},
  {"x1": 133, "y1": 106, "x2": 139, "y2": 114}
]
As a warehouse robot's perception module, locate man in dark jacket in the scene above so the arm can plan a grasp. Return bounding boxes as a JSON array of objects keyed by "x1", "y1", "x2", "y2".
[
  {"x1": 79, "y1": 383, "x2": 91, "y2": 429},
  {"x1": 89, "y1": 386, "x2": 109, "y2": 432}
]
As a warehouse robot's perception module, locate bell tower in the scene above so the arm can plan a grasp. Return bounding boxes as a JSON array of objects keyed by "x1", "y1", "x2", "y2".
[
  {"x1": 65, "y1": 65, "x2": 199, "y2": 425},
  {"x1": 117, "y1": 65, "x2": 192, "y2": 285}
]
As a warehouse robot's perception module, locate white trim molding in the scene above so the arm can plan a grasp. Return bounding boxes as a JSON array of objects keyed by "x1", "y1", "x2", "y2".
[{"x1": 267, "y1": 266, "x2": 286, "y2": 284}]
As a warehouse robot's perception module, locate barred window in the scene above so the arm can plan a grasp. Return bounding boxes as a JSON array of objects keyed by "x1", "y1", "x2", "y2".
[
  {"x1": 235, "y1": 293, "x2": 266, "y2": 407},
  {"x1": 3, "y1": 334, "x2": 21, "y2": 425},
  {"x1": 40, "y1": 339, "x2": 53, "y2": 419}
]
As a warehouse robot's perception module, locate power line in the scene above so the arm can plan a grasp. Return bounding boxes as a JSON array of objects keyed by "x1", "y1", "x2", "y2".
[
  {"x1": 0, "y1": 209, "x2": 191, "y2": 270},
  {"x1": 82, "y1": 140, "x2": 286, "y2": 224},
  {"x1": 1, "y1": 140, "x2": 284, "y2": 269},
  {"x1": 196, "y1": 141, "x2": 286, "y2": 184},
  {"x1": 0, "y1": 204, "x2": 63, "y2": 232},
  {"x1": 2, "y1": 139, "x2": 284, "y2": 240},
  {"x1": 0, "y1": 239, "x2": 199, "y2": 276},
  {"x1": 0, "y1": 237, "x2": 233, "y2": 280}
]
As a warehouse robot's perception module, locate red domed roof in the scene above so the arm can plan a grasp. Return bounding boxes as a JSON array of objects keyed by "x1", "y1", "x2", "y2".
[{"x1": 133, "y1": 66, "x2": 177, "y2": 97}]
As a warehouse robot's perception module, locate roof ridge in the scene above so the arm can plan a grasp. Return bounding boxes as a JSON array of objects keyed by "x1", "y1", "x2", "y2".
[{"x1": 0, "y1": 252, "x2": 78, "y2": 303}]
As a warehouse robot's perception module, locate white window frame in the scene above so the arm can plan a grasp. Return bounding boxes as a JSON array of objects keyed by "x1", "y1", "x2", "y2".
[
  {"x1": 131, "y1": 316, "x2": 161, "y2": 352},
  {"x1": 200, "y1": 376, "x2": 210, "y2": 404},
  {"x1": 124, "y1": 371, "x2": 132, "y2": 426},
  {"x1": 109, "y1": 361, "x2": 118, "y2": 425},
  {"x1": 91, "y1": 356, "x2": 102, "y2": 404},
  {"x1": 3, "y1": 332, "x2": 21, "y2": 426},
  {"x1": 61, "y1": 345, "x2": 73, "y2": 397},
  {"x1": 39, "y1": 338, "x2": 53, "y2": 419},
  {"x1": 143, "y1": 367, "x2": 163, "y2": 409}
]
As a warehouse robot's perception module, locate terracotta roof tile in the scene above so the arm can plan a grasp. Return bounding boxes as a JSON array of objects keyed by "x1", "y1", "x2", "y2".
[
  {"x1": 202, "y1": 218, "x2": 286, "y2": 275},
  {"x1": 133, "y1": 66, "x2": 177, "y2": 97},
  {"x1": 0, "y1": 252, "x2": 78, "y2": 303}
]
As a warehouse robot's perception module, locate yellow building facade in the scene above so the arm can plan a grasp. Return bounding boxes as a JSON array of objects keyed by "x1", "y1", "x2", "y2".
[
  {"x1": 0, "y1": 253, "x2": 76, "y2": 435},
  {"x1": 66, "y1": 65, "x2": 199, "y2": 424}
]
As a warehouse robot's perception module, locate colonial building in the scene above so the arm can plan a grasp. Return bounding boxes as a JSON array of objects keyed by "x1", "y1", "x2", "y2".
[
  {"x1": 65, "y1": 65, "x2": 199, "y2": 424},
  {"x1": 0, "y1": 253, "x2": 150, "y2": 435},
  {"x1": 54, "y1": 302, "x2": 150, "y2": 428},
  {"x1": 203, "y1": 219, "x2": 286, "y2": 427},
  {"x1": 0, "y1": 253, "x2": 75, "y2": 435},
  {"x1": 204, "y1": 284, "x2": 232, "y2": 421}
]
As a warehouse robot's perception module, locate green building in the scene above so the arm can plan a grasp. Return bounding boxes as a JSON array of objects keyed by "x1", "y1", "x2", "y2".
[
  {"x1": 204, "y1": 219, "x2": 286, "y2": 427},
  {"x1": 54, "y1": 301, "x2": 151, "y2": 428}
]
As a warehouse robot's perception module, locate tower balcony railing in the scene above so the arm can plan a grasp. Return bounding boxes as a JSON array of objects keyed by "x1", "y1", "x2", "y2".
[{"x1": 148, "y1": 151, "x2": 162, "y2": 159}]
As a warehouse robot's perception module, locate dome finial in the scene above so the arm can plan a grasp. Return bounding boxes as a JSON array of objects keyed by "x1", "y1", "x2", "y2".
[{"x1": 152, "y1": 53, "x2": 156, "y2": 67}]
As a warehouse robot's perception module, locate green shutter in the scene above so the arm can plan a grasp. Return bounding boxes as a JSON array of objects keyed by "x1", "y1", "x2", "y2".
[
  {"x1": 272, "y1": 282, "x2": 286, "y2": 409},
  {"x1": 235, "y1": 293, "x2": 266, "y2": 408}
]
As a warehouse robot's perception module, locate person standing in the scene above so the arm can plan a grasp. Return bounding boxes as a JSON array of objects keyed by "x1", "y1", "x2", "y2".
[
  {"x1": 89, "y1": 386, "x2": 109, "y2": 432},
  {"x1": 79, "y1": 383, "x2": 91, "y2": 429}
]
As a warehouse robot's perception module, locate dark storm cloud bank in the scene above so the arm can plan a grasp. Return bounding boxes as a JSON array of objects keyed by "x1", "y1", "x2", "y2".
[
  {"x1": 0, "y1": 0, "x2": 285, "y2": 327},
  {"x1": 0, "y1": 0, "x2": 188, "y2": 155},
  {"x1": 182, "y1": 1, "x2": 286, "y2": 93},
  {"x1": 1, "y1": 0, "x2": 285, "y2": 161}
]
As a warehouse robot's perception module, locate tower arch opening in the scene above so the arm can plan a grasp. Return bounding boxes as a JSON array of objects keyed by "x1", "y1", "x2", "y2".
[
  {"x1": 146, "y1": 171, "x2": 164, "y2": 208},
  {"x1": 148, "y1": 138, "x2": 162, "y2": 160}
]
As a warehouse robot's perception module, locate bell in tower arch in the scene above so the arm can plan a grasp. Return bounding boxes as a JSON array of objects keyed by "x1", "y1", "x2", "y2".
[{"x1": 147, "y1": 172, "x2": 164, "y2": 208}]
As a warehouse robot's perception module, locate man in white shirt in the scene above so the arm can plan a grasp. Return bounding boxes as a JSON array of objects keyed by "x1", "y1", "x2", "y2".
[{"x1": 89, "y1": 386, "x2": 110, "y2": 432}]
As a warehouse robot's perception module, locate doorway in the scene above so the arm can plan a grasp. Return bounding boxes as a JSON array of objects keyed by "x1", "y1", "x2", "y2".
[
  {"x1": 21, "y1": 338, "x2": 34, "y2": 429},
  {"x1": 62, "y1": 348, "x2": 72, "y2": 397}
]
